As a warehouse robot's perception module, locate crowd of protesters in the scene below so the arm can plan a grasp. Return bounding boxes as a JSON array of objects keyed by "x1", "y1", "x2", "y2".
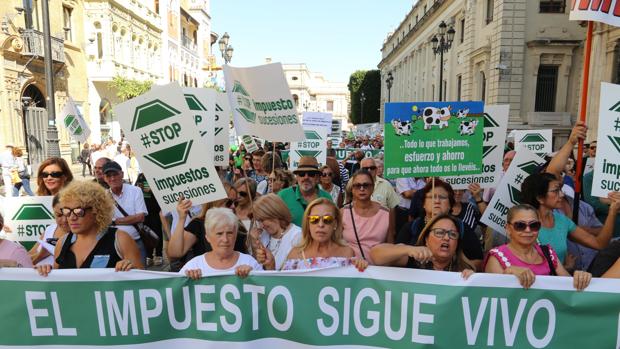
[{"x1": 1, "y1": 124, "x2": 620, "y2": 291}]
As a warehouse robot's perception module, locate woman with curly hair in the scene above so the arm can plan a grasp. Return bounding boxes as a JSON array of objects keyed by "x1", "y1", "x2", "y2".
[
  {"x1": 36, "y1": 157, "x2": 74, "y2": 196},
  {"x1": 36, "y1": 180, "x2": 143, "y2": 275}
]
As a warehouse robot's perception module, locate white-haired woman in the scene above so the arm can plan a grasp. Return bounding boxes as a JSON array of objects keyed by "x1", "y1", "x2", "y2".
[{"x1": 182, "y1": 207, "x2": 262, "y2": 279}]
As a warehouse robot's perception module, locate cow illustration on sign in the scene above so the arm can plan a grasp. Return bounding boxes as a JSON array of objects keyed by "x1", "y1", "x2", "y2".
[{"x1": 422, "y1": 106, "x2": 452, "y2": 130}]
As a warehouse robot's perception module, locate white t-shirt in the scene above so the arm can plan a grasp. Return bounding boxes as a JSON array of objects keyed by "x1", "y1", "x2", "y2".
[
  {"x1": 259, "y1": 224, "x2": 302, "y2": 270},
  {"x1": 111, "y1": 183, "x2": 148, "y2": 240},
  {"x1": 179, "y1": 252, "x2": 263, "y2": 275}
]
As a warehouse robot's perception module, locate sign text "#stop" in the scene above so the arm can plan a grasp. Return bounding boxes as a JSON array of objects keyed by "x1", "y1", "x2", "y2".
[{"x1": 140, "y1": 123, "x2": 182, "y2": 148}]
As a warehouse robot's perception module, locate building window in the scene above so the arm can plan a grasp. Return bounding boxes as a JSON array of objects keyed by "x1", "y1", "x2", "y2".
[
  {"x1": 613, "y1": 41, "x2": 620, "y2": 84},
  {"x1": 460, "y1": 19, "x2": 465, "y2": 43},
  {"x1": 63, "y1": 6, "x2": 73, "y2": 41},
  {"x1": 291, "y1": 76, "x2": 298, "y2": 81},
  {"x1": 326, "y1": 100, "x2": 334, "y2": 112},
  {"x1": 540, "y1": 0, "x2": 565, "y2": 13},
  {"x1": 480, "y1": 72, "x2": 486, "y2": 102},
  {"x1": 292, "y1": 94, "x2": 299, "y2": 106},
  {"x1": 457, "y1": 75, "x2": 462, "y2": 101},
  {"x1": 535, "y1": 65, "x2": 559, "y2": 112},
  {"x1": 486, "y1": 0, "x2": 494, "y2": 24}
]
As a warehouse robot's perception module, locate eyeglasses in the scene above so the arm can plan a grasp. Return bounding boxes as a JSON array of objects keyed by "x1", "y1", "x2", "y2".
[
  {"x1": 352, "y1": 183, "x2": 372, "y2": 190},
  {"x1": 238, "y1": 191, "x2": 248, "y2": 198},
  {"x1": 509, "y1": 221, "x2": 541, "y2": 232},
  {"x1": 547, "y1": 187, "x2": 563, "y2": 195},
  {"x1": 296, "y1": 171, "x2": 319, "y2": 178},
  {"x1": 425, "y1": 194, "x2": 449, "y2": 201},
  {"x1": 321, "y1": 172, "x2": 333, "y2": 177},
  {"x1": 41, "y1": 171, "x2": 64, "y2": 178},
  {"x1": 244, "y1": 157, "x2": 251, "y2": 161},
  {"x1": 60, "y1": 207, "x2": 92, "y2": 218},
  {"x1": 361, "y1": 166, "x2": 377, "y2": 171},
  {"x1": 430, "y1": 228, "x2": 459, "y2": 240},
  {"x1": 308, "y1": 215, "x2": 335, "y2": 225}
]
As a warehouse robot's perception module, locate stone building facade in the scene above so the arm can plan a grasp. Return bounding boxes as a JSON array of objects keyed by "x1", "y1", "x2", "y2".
[{"x1": 378, "y1": 0, "x2": 589, "y2": 148}]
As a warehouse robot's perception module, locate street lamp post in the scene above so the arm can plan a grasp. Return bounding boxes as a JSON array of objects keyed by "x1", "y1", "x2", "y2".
[
  {"x1": 42, "y1": 0, "x2": 60, "y2": 157},
  {"x1": 385, "y1": 72, "x2": 394, "y2": 102},
  {"x1": 218, "y1": 32, "x2": 234, "y2": 64},
  {"x1": 431, "y1": 21, "x2": 455, "y2": 102},
  {"x1": 360, "y1": 91, "x2": 366, "y2": 124}
]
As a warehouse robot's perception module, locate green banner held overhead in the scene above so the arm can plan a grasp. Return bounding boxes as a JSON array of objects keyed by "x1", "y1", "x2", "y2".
[
  {"x1": 1, "y1": 268, "x2": 620, "y2": 348},
  {"x1": 384, "y1": 101, "x2": 484, "y2": 179}
]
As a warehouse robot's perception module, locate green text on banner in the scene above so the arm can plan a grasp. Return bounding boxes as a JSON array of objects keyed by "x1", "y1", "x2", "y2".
[
  {"x1": 223, "y1": 63, "x2": 304, "y2": 142},
  {"x1": 214, "y1": 92, "x2": 231, "y2": 167},
  {"x1": 592, "y1": 82, "x2": 620, "y2": 196},
  {"x1": 2, "y1": 267, "x2": 620, "y2": 348},
  {"x1": 444, "y1": 105, "x2": 509, "y2": 189},
  {"x1": 384, "y1": 101, "x2": 484, "y2": 178},
  {"x1": 480, "y1": 148, "x2": 546, "y2": 234},
  {"x1": 114, "y1": 82, "x2": 226, "y2": 212},
  {"x1": 182, "y1": 87, "x2": 216, "y2": 164}
]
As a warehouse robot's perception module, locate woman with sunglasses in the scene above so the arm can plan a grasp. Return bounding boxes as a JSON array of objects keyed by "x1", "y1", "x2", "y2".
[
  {"x1": 282, "y1": 198, "x2": 367, "y2": 271},
  {"x1": 484, "y1": 205, "x2": 591, "y2": 290},
  {"x1": 233, "y1": 178, "x2": 257, "y2": 230},
  {"x1": 371, "y1": 214, "x2": 475, "y2": 276},
  {"x1": 396, "y1": 178, "x2": 484, "y2": 270},
  {"x1": 249, "y1": 194, "x2": 301, "y2": 270},
  {"x1": 36, "y1": 157, "x2": 74, "y2": 196},
  {"x1": 35, "y1": 180, "x2": 143, "y2": 275},
  {"x1": 521, "y1": 172, "x2": 620, "y2": 264},
  {"x1": 319, "y1": 165, "x2": 342, "y2": 206},
  {"x1": 341, "y1": 170, "x2": 392, "y2": 265},
  {"x1": 167, "y1": 183, "x2": 247, "y2": 270}
]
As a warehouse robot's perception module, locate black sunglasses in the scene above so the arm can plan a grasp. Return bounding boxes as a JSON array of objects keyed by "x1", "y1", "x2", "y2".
[
  {"x1": 238, "y1": 191, "x2": 248, "y2": 198},
  {"x1": 321, "y1": 172, "x2": 333, "y2": 177},
  {"x1": 352, "y1": 183, "x2": 372, "y2": 190},
  {"x1": 296, "y1": 171, "x2": 319, "y2": 178},
  {"x1": 509, "y1": 221, "x2": 541, "y2": 232},
  {"x1": 361, "y1": 166, "x2": 377, "y2": 171},
  {"x1": 41, "y1": 171, "x2": 64, "y2": 178}
]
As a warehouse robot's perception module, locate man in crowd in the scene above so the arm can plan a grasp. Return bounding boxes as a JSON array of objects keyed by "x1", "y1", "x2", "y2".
[
  {"x1": 104, "y1": 161, "x2": 148, "y2": 264},
  {"x1": 93, "y1": 157, "x2": 111, "y2": 188},
  {"x1": 278, "y1": 156, "x2": 332, "y2": 226}
]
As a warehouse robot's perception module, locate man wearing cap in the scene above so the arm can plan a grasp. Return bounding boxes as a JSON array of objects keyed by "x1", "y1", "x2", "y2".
[
  {"x1": 1, "y1": 144, "x2": 15, "y2": 197},
  {"x1": 103, "y1": 161, "x2": 148, "y2": 264},
  {"x1": 278, "y1": 156, "x2": 333, "y2": 226}
]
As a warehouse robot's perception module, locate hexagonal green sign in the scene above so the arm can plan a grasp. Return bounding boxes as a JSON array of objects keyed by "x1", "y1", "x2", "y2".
[
  {"x1": 184, "y1": 94, "x2": 207, "y2": 112},
  {"x1": 131, "y1": 100, "x2": 181, "y2": 131},
  {"x1": 12, "y1": 204, "x2": 54, "y2": 220},
  {"x1": 304, "y1": 131, "x2": 322, "y2": 140},
  {"x1": 143, "y1": 141, "x2": 193, "y2": 169}
]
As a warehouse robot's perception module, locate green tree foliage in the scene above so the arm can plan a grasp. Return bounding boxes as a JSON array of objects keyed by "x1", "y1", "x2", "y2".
[
  {"x1": 110, "y1": 76, "x2": 154, "y2": 101},
  {"x1": 348, "y1": 70, "x2": 380, "y2": 125}
]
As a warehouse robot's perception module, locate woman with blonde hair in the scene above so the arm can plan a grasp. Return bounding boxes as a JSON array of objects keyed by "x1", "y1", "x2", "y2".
[
  {"x1": 250, "y1": 194, "x2": 301, "y2": 270},
  {"x1": 35, "y1": 180, "x2": 143, "y2": 275},
  {"x1": 36, "y1": 157, "x2": 73, "y2": 196},
  {"x1": 282, "y1": 198, "x2": 367, "y2": 271}
]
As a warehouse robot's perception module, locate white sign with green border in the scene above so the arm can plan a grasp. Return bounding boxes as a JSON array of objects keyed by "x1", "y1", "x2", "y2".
[
  {"x1": 514, "y1": 129, "x2": 552, "y2": 157},
  {"x1": 289, "y1": 126, "x2": 328, "y2": 171},
  {"x1": 480, "y1": 147, "x2": 546, "y2": 234},
  {"x1": 592, "y1": 82, "x2": 620, "y2": 197},
  {"x1": 1, "y1": 196, "x2": 54, "y2": 242},
  {"x1": 114, "y1": 82, "x2": 226, "y2": 212},
  {"x1": 241, "y1": 135, "x2": 259, "y2": 154},
  {"x1": 444, "y1": 105, "x2": 509, "y2": 189},
  {"x1": 223, "y1": 63, "x2": 304, "y2": 142},
  {"x1": 61, "y1": 97, "x2": 90, "y2": 143}
]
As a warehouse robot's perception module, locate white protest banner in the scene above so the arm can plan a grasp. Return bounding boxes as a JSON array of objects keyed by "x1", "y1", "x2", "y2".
[
  {"x1": 3, "y1": 267, "x2": 620, "y2": 348},
  {"x1": 289, "y1": 126, "x2": 328, "y2": 171},
  {"x1": 570, "y1": 1, "x2": 620, "y2": 27},
  {"x1": 182, "y1": 87, "x2": 216, "y2": 164},
  {"x1": 592, "y1": 82, "x2": 620, "y2": 196},
  {"x1": 61, "y1": 98, "x2": 90, "y2": 143},
  {"x1": 114, "y1": 82, "x2": 226, "y2": 212},
  {"x1": 1, "y1": 196, "x2": 53, "y2": 242},
  {"x1": 514, "y1": 129, "x2": 553, "y2": 157},
  {"x1": 214, "y1": 92, "x2": 231, "y2": 166},
  {"x1": 223, "y1": 63, "x2": 304, "y2": 141},
  {"x1": 480, "y1": 148, "x2": 546, "y2": 234},
  {"x1": 302, "y1": 111, "x2": 333, "y2": 132},
  {"x1": 241, "y1": 135, "x2": 259, "y2": 153},
  {"x1": 444, "y1": 105, "x2": 509, "y2": 189}
]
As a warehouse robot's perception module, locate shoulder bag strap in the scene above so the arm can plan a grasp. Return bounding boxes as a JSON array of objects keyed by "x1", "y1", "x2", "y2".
[
  {"x1": 540, "y1": 244, "x2": 557, "y2": 276},
  {"x1": 112, "y1": 198, "x2": 142, "y2": 232},
  {"x1": 348, "y1": 204, "x2": 366, "y2": 260}
]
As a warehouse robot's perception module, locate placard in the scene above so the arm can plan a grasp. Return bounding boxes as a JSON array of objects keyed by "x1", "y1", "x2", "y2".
[
  {"x1": 592, "y1": 82, "x2": 620, "y2": 196},
  {"x1": 289, "y1": 126, "x2": 328, "y2": 171}
]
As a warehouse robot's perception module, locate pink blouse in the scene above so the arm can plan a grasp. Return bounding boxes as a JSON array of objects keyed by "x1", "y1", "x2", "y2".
[
  {"x1": 342, "y1": 205, "x2": 390, "y2": 265},
  {"x1": 485, "y1": 244, "x2": 559, "y2": 276}
]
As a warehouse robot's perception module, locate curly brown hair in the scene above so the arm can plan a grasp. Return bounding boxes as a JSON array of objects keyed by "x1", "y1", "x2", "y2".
[{"x1": 58, "y1": 180, "x2": 114, "y2": 233}]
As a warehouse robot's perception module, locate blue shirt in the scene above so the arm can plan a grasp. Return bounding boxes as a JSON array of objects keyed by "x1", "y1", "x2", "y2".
[{"x1": 538, "y1": 211, "x2": 577, "y2": 263}]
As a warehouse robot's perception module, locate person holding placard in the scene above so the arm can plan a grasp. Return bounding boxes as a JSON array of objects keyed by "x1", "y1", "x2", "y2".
[
  {"x1": 0, "y1": 212, "x2": 32, "y2": 268},
  {"x1": 29, "y1": 195, "x2": 68, "y2": 266},
  {"x1": 484, "y1": 205, "x2": 591, "y2": 290}
]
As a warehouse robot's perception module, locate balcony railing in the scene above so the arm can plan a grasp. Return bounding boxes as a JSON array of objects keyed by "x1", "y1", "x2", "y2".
[
  {"x1": 181, "y1": 35, "x2": 197, "y2": 52},
  {"x1": 21, "y1": 29, "x2": 66, "y2": 64}
]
